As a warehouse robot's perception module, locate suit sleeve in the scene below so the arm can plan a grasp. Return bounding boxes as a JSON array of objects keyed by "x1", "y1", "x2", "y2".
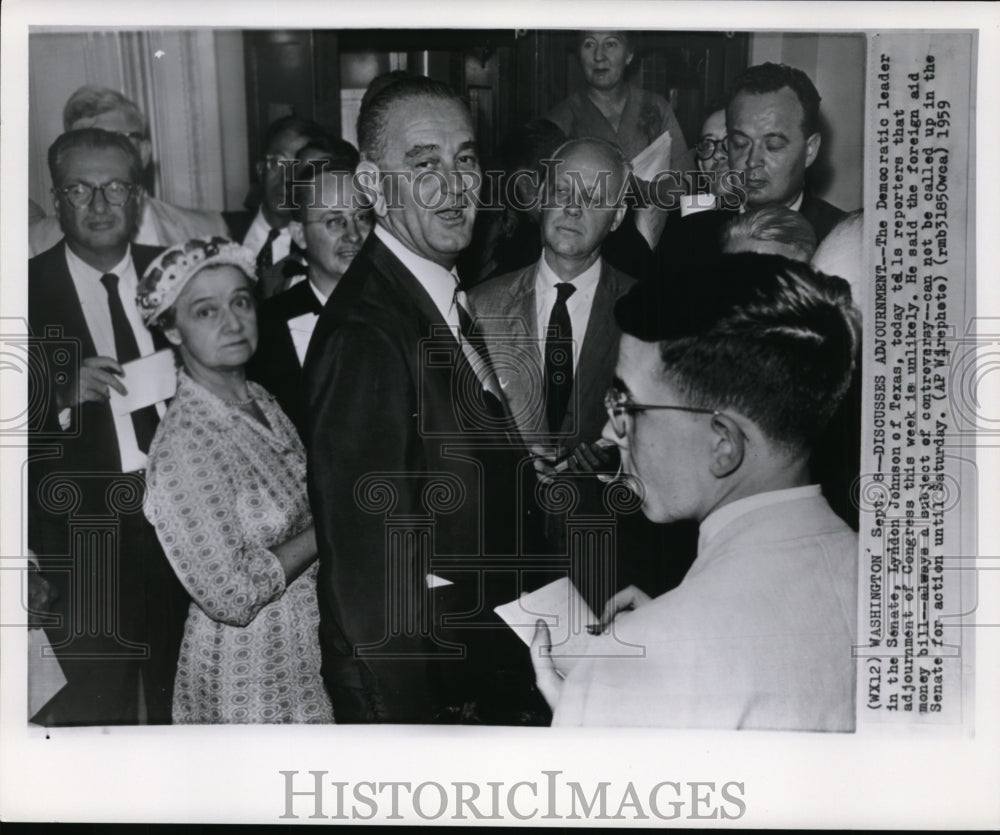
[{"x1": 306, "y1": 318, "x2": 436, "y2": 721}]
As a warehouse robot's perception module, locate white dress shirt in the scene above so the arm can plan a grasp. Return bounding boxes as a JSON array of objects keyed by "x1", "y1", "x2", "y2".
[
  {"x1": 64, "y1": 244, "x2": 165, "y2": 472},
  {"x1": 241, "y1": 207, "x2": 293, "y2": 265},
  {"x1": 698, "y1": 484, "x2": 821, "y2": 552},
  {"x1": 534, "y1": 252, "x2": 602, "y2": 372},
  {"x1": 287, "y1": 281, "x2": 330, "y2": 366}
]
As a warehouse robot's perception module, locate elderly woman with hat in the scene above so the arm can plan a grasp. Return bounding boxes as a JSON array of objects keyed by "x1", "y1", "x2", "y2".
[{"x1": 138, "y1": 236, "x2": 333, "y2": 724}]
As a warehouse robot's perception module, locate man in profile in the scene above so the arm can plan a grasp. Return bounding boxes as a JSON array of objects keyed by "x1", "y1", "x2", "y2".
[
  {"x1": 30, "y1": 85, "x2": 227, "y2": 255},
  {"x1": 303, "y1": 75, "x2": 548, "y2": 724},
  {"x1": 531, "y1": 253, "x2": 859, "y2": 730}
]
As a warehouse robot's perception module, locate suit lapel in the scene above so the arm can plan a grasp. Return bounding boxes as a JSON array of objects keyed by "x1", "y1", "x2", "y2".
[
  {"x1": 560, "y1": 263, "x2": 621, "y2": 441},
  {"x1": 499, "y1": 264, "x2": 545, "y2": 436}
]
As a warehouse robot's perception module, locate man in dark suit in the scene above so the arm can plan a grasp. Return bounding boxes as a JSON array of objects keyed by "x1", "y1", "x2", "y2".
[
  {"x1": 225, "y1": 116, "x2": 330, "y2": 299},
  {"x1": 28, "y1": 128, "x2": 189, "y2": 725},
  {"x1": 248, "y1": 138, "x2": 372, "y2": 438},
  {"x1": 303, "y1": 76, "x2": 549, "y2": 724},
  {"x1": 655, "y1": 62, "x2": 849, "y2": 270}
]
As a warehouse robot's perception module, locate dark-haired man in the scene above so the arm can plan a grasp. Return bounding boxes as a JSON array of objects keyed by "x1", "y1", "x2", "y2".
[
  {"x1": 30, "y1": 85, "x2": 227, "y2": 256},
  {"x1": 303, "y1": 75, "x2": 549, "y2": 723},
  {"x1": 228, "y1": 115, "x2": 331, "y2": 297},
  {"x1": 531, "y1": 253, "x2": 859, "y2": 731},
  {"x1": 727, "y1": 62, "x2": 845, "y2": 241},
  {"x1": 248, "y1": 138, "x2": 373, "y2": 438},
  {"x1": 28, "y1": 128, "x2": 189, "y2": 725}
]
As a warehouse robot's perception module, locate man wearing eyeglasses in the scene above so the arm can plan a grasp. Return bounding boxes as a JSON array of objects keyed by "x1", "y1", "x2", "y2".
[
  {"x1": 29, "y1": 85, "x2": 227, "y2": 257},
  {"x1": 27, "y1": 128, "x2": 190, "y2": 726},
  {"x1": 530, "y1": 253, "x2": 859, "y2": 731},
  {"x1": 228, "y1": 116, "x2": 331, "y2": 298},
  {"x1": 248, "y1": 138, "x2": 373, "y2": 439}
]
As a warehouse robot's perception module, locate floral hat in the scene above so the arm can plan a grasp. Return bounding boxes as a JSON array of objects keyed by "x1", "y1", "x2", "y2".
[{"x1": 136, "y1": 236, "x2": 258, "y2": 326}]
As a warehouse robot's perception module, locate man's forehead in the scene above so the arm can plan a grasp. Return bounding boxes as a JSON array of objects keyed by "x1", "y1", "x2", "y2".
[
  {"x1": 616, "y1": 334, "x2": 666, "y2": 397},
  {"x1": 387, "y1": 97, "x2": 473, "y2": 139},
  {"x1": 552, "y1": 147, "x2": 624, "y2": 189},
  {"x1": 310, "y1": 170, "x2": 360, "y2": 210},
  {"x1": 729, "y1": 87, "x2": 805, "y2": 134},
  {"x1": 59, "y1": 145, "x2": 134, "y2": 179}
]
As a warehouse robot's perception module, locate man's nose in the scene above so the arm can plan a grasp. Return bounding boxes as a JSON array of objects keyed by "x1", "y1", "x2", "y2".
[
  {"x1": 89, "y1": 187, "x2": 111, "y2": 212},
  {"x1": 344, "y1": 217, "x2": 363, "y2": 241},
  {"x1": 746, "y1": 142, "x2": 764, "y2": 169}
]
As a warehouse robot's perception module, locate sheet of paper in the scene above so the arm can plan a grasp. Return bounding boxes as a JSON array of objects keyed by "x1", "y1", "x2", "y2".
[
  {"x1": 109, "y1": 349, "x2": 177, "y2": 416},
  {"x1": 27, "y1": 628, "x2": 67, "y2": 720},
  {"x1": 630, "y1": 128, "x2": 673, "y2": 182},
  {"x1": 494, "y1": 576, "x2": 609, "y2": 676}
]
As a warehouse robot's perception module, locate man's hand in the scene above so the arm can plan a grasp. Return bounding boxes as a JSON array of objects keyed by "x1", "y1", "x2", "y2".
[
  {"x1": 68, "y1": 356, "x2": 127, "y2": 407},
  {"x1": 587, "y1": 584, "x2": 652, "y2": 634},
  {"x1": 529, "y1": 619, "x2": 563, "y2": 711}
]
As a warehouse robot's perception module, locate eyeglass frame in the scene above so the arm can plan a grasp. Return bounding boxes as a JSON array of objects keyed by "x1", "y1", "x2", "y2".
[
  {"x1": 694, "y1": 135, "x2": 729, "y2": 161},
  {"x1": 604, "y1": 386, "x2": 730, "y2": 439},
  {"x1": 302, "y1": 209, "x2": 375, "y2": 235},
  {"x1": 53, "y1": 179, "x2": 139, "y2": 209}
]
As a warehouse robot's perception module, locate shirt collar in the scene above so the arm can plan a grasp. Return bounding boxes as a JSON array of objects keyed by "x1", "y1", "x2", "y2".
[
  {"x1": 64, "y1": 242, "x2": 134, "y2": 282},
  {"x1": 537, "y1": 250, "x2": 602, "y2": 295},
  {"x1": 307, "y1": 279, "x2": 331, "y2": 305},
  {"x1": 699, "y1": 484, "x2": 822, "y2": 552},
  {"x1": 739, "y1": 191, "x2": 805, "y2": 215},
  {"x1": 374, "y1": 224, "x2": 460, "y2": 323}
]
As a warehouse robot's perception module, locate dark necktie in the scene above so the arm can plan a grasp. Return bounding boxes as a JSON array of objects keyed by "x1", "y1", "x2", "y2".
[
  {"x1": 256, "y1": 226, "x2": 281, "y2": 273},
  {"x1": 545, "y1": 282, "x2": 576, "y2": 432},
  {"x1": 100, "y1": 273, "x2": 159, "y2": 454}
]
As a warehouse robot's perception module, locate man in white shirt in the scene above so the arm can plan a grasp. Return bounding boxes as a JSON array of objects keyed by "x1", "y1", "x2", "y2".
[
  {"x1": 28, "y1": 128, "x2": 189, "y2": 726},
  {"x1": 530, "y1": 252, "x2": 860, "y2": 731},
  {"x1": 233, "y1": 116, "x2": 330, "y2": 298},
  {"x1": 303, "y1": 75, "x2": 550, "y2": 724},
  {"x1": 29, "y1": 85, "x2": 227, "y2": 256},
  {"x1": 248, "y1": 138, "x2": 373, "y2": 438}
]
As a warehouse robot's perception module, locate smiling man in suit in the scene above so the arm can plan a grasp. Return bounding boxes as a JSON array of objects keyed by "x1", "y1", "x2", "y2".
[
  {"x1": 302, "y1": 75, "x2": 549, "y2": 724},
  {"x1": 28, "y1": 128, "x2": 188, "y2": 725},
  {"x1": 248, "y1": 138, "x2": 372, "y2": 439}
]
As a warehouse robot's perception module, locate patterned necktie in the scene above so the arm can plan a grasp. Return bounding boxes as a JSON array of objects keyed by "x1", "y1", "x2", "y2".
[
  {"x1": 454, "y1": 287, "x2": 505, "y2": 423},
  {"x1": 545, "y1": 282, "x2": 576, "y2": 433},
  {"x1": 256, "y1": 226, "x2": 281, "y2": 274},
  {"x1": 100, "y1": 273, "x2": 159, "y2": 454}
]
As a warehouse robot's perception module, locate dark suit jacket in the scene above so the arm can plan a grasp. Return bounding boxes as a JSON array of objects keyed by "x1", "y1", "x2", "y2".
[
  {"x1": 303, "y1": 233, "x2": 549, "y2": 724},
  {"x1": 800, "y1": 192, "x2": 847, "y2": 244},
  {"x1": 27, "y1": 241, "x2": 189, "y2": 726},
  {"x1": 247, "y1": 279, "x2": 322, "y2": 439}
]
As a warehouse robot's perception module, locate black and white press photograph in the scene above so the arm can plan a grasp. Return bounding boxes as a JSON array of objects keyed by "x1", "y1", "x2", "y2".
[{"x1": 0, "y1": 0, "x2": 997, "y2": 828}]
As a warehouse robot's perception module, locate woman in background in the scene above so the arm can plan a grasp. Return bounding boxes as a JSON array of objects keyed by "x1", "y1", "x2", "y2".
[
  {"x1": 139, "y1": 236, "x2": 333, "y2": 724},
  {"x1": 547, "y1": 30, "x2": 688, "y2": 167}
]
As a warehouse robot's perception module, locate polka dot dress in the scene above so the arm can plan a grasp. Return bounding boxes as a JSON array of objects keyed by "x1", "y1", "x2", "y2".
[{"x1": 144, "y1": 371, "x2": 333, "y2": 723}]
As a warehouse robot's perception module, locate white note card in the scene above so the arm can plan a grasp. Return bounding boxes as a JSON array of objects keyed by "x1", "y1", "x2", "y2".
[{"x1": 109, "y1": 349, "x2": 177, "y2": 416}]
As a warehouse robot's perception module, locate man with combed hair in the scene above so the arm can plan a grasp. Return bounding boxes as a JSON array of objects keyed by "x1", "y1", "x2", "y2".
[
  {"x1": 721, "y1": 204, "x2": 818, "y2": 262},
  {"x1": 303, "y1": 75, "x2": 550, "y2": 723},
  {"x1": 30, "y1": 85, "x2": 227, "y2": 256},
  {"x1": 530, "y1": 253, "x2": 859, "y2": 730},
  {"x1": 28, "y1": 128, "x2": 190, "y2": 725}
]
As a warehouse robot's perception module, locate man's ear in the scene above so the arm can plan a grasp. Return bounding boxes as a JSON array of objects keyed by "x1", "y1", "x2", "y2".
[
  {"x1": 804, "y1": 132, "x2": 821, "y2": 170},
  {"x1": 708, "y1": 412, "x2": 745, "y2": 478},
  {"x1": 138, "y1": 138, "x2": 153, "y2": 171},
  {"x1": 289, "y1": 219, "x2": 307, "y2": 250},
  {"x1": 163, "y1": 327, "x2": 182, "y2": 348},
  {"x1": 609, "y1": 204, "x2": 627, "y2": 234},
  {"x1": 354, "y1": 160, "x2": 386, "y2": 219}
]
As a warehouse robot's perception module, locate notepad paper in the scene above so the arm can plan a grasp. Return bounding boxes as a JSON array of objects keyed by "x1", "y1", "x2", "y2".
[
  {"x1": 630, "y1": 129, "x2": 673, "y2": 182},
  {"x1": 494, "y1": 577, "x2": 608, "y2": 677},
  {"x1": 109, "y1": 349, "x2": 177, "y2": 416}
]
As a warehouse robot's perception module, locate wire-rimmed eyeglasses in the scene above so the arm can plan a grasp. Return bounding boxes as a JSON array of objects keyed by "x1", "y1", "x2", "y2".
[
  {"x1": 604, "y1": 386, "x2": 724, "y2": 439},
  {"x1": 55, "y1": 180, "x2": 137, "y2": 209}
]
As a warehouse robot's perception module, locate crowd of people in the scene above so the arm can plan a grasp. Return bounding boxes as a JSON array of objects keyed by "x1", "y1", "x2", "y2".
[{"x1": 27, "y1": 31, "x2": 863, "y2": 730}]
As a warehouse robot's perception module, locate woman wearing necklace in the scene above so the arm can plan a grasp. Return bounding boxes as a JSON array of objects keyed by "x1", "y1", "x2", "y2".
[
  {"x1": 547, "y1": 31, "x2": 688, "y2": 167},
  {"x1": 138, "y1": 236, "x2": 333, "y2": 724}
]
